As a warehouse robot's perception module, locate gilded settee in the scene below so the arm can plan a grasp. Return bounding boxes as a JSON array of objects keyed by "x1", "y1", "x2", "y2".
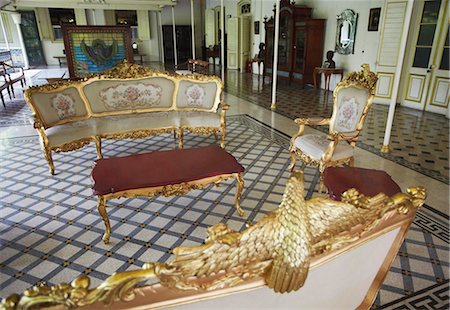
[{"x1": 24, "y1": 61, "x2": 228, "y2": 175}]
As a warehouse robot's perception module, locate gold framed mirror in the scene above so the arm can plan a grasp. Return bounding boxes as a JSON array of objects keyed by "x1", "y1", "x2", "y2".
[{"x1": 335, "y1": 9, "x2": 358, "y2": 55}]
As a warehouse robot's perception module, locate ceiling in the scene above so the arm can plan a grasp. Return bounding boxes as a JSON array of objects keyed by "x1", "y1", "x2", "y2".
[{"x1": 2, "y1": 0, "x2": 177, "y2": 11}]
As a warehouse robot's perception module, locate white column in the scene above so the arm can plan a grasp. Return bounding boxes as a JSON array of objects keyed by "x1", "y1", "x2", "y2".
[
  {"x1": 381, "y1": 0, "x2": 414, "y2": 152},
  {"x1": 158, "y1": 11, "x2": 165, "y2": 63},
  {"x1": 0, "y1": 14, "x2": 10, "y2": 51},
  {"x1": 190, "y1": 0, "x2": 195, "y2": 59},
  {"x1": 171, "y1": 6, "x2": 178, "y2": 66},
  {"x1": 220, "y1": 0, "x2": 225, "y2": 81},
  {"x1": 158, "y1": 11, "x2": 165, "y2": 64},
  {"x1": 271, "y1": 1, "x2": 281, "y2": 111},
  {"x1": 11, "y1": 13, "x2": 28, "y2": 69}
]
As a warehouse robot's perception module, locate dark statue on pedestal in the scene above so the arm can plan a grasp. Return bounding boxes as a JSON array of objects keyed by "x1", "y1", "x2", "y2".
[{"x1": 323, "y1": 50, "x2": 336, "y2": 68}]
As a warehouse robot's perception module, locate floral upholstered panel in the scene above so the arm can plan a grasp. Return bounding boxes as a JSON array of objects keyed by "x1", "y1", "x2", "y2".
[
  {"x1": 176, "y1": 80, "x2": 219, "y2": 111},
  {"x1": 331, "y1": 87, "x2": 369, "y2": 133},
  {"x1": 30, "y1": 87, "x2": 88, "y2": 127},
  {"x1": 84, "y1": 77, "x2": 175, "y2": 114}
]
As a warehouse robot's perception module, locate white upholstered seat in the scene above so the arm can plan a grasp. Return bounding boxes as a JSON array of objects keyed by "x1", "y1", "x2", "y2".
[
  {"x1": 45, "y1": 119, "x2": 98, "y2": 147},
  {"x1": 179, "y1": 111, "x2": 221, "y2": 128},
  {"x1": 293, "y1": 134, "x2": 354, "y2": 161},
  {"x1": 97, "y1": 112, "x2": 181, "y2": 136}
]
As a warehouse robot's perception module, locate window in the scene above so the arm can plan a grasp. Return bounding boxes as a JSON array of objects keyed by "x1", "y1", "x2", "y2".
[
  {"x1": 241, "y1": 3, "x2": 251, "y2": 14},
  {"x1": 115, "y1": 10, "x2": 138, "y2": 39},
  {"x1": 49, "y1": 8, "x2": 76, "y2": 40}
]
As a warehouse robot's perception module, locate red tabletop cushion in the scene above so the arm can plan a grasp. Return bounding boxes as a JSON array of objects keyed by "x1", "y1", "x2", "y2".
[
  {"x1": 91, "y1": 145, "x2": 244, "y2": 196},
  {"x1": 323, "y1": 167, "x2": 401, "y2": 201}
]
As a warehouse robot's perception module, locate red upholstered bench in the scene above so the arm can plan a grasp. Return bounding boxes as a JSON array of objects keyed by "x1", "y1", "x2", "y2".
[
  {"x1": 91, "y1": 145, "x2": 245, "y2": 244},
  {"x1": 323, "y1": 167, "x2": 401, "y2": 200}
]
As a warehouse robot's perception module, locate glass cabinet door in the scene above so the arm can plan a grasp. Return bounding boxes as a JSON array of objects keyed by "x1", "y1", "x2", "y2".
[
  {"x1": 293, "y1": 28, "x2": 306, "y2": 72},
  {"x1": 278, "y1": 14, "x2": 292, "y2": 68}
]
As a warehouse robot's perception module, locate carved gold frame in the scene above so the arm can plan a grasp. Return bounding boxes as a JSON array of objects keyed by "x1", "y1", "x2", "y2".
[
  {"x1": 97, "y1": 173, "x2": 245, "y2": 244},
  {"x1": 24, "y1": 61, "x2": 228, "y2": 175},
  {"x1": 1, "y1": 171, "x2": 425, "y2": 310},
  {"x1": 289, "y1": 64, "x2": 378, "y2": 188}
]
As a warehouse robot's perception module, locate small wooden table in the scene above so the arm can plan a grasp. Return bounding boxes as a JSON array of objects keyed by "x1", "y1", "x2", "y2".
[
  {"x1": 54, "y1": 56, "x2": 67, "y2": 66},
  {"x1": 313, "y1": 67, "x2": 344, "y2": 91},
  {"x1": 133, "y1": 53, "x2": 146, "y2": 64},
  {"x1": 91, "y1": 145, "x2": 245, "y2": 244},
  {"x1": 323, "y1": 167, "x2": 401, "y2": 201}
]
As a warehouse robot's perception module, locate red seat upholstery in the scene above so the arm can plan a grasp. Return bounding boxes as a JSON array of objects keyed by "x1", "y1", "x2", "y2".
[
  {"x1": 91, "y1": 146, "x2": 244, "y2": 196},
  {"x1": 323, "y1": 167, "x2": 401, "y2": 200}
]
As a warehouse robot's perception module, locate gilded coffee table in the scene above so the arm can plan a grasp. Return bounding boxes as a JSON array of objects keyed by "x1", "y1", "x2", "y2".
[
  {"x1": 323, "y1": 167, "x2": 401, "y2": 200},
  {"x1": 91, "y1": 145, "x2": 245, "y2": 244}
]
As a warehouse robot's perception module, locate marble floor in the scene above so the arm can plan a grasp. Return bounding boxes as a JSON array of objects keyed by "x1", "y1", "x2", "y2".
[{"x1": 0, "y1": 66, "x2": 448, "y2": 309}]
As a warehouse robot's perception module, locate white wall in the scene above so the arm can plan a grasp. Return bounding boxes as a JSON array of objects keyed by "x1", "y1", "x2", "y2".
[
  {"x1": 205, "y1": 0, "x2": 384, "y2": 84},
  {"x1": 300, "y1": 0, "x2": 384, "y2": 89},
  {"x1": 0, "y1": 13, "x2": 22, "y2": 50}
]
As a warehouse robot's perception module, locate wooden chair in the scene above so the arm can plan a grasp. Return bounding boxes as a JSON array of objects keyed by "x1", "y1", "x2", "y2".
[
  {"x1": 288, "y1": 64, "x2": 378, "y2": 189},
  {"x1": 0, "y1": 73, "x2": 12, "y2": 108},
  {"x1": 0, "y1": 51, "x2": 26, "y2": 98},
  {"x1": 175, "y1": 58, "x2": 210, "y2": 75}
]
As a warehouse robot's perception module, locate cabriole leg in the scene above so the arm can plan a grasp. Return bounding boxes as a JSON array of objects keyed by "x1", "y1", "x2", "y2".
[
  {"x1": 43, "y1": 146, "x2": 55, "y2": 175},
  {"x1": 97, "y1": 196, "x2": 111, "y2": 244},
  {"x1": 348, "y1": 157, "x2": 355, "y2": 167},
  {"x1": 94, "y1": 136, "x2": 103, "y2": 159},
  {"x1": 318, "y1": 164, "x2": 326, "y2": 193},
  {"x1": 234, "y1": 173, "x2": 245, "y2": 217},
  {"x1": 288, "y1": 151, "x2": 297, "y2": 172},
  {"x1": 178, "y1": 128, "x2": 184, "y2": 149},
  {"x1": 220, "y1": 127, "x2": 226, "y2": 148}
]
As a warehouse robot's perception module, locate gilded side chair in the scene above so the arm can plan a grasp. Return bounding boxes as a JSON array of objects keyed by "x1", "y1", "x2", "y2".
[{"x1": 288, "y1": 64, "x2": 378, "y2": 188}]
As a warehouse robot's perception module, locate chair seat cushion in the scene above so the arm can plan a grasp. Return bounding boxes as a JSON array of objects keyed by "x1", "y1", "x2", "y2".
[
  {"x1": 91, "y1": 145, "x2": 244, "y2": 195},
  {"x1": 180, "y1": 111, "x2": 221, "y2": 128},
  {"x1": 45, "y1": 119, "x2": 97, "y2": 147},
  {"x1": 97, "y1": 111, "x2": 180, "y2": 136},
  {"x1": 293, "y1": 134, "x2": 354, "y2": 161}
]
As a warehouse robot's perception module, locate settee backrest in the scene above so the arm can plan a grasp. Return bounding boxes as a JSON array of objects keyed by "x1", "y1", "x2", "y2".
[
  {"x1": 25, "y1": 62, "x2": 223, "y2": 129},
  {"x1": 82, "y1": 77, "x2": 176, "y2": 114}
]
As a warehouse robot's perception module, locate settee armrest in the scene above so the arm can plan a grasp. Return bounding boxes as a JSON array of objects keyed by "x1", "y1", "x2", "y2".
[{"x1": 29, "y1": 115, "x2": 45, "y2": 130}]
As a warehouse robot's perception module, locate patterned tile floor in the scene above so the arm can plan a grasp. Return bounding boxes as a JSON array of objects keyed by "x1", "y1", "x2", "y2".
[
  {"x1": 0, "y1": 67, "x2": 448, "y2": 308},
  {"x1": 0, "y1": 114, "x2": 448, "y2": 309},
  {"x1": 222, "y1": 70, "x2": 449, "y2": 184}
]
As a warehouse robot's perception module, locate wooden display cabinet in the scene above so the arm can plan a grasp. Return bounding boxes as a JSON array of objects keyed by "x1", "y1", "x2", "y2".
[{"x1": 264, "y1": 0, "x2": 325, "y2": 85}]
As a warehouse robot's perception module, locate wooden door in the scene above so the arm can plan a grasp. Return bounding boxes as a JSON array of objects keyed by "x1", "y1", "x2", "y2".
[
  {"x1": 239, "y1": 15, "x2": 251, "y2": 71},
  {"x1": 425, "y1": 20, "x2": 449, "y2": 114},
  {"x1": 163, "y1": 25, "x2": 192, "y2": 65},
  {"x1": 227, "y1": 17, "x2": 239, "y2": 69},
  {"x1": 19, "y1": 10, "x2": 46, "y2": 67},
  {"x1": 401, "y1": 0, "x2": 448, "y2": 114},
  {"x1": 205, "y1": 9, "x2": 216, "y2": 48}
]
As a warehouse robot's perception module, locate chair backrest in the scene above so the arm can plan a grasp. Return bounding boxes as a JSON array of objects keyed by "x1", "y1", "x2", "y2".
[{"x1": 329, "y1": 64, "x2": 378, "y2": 134}]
